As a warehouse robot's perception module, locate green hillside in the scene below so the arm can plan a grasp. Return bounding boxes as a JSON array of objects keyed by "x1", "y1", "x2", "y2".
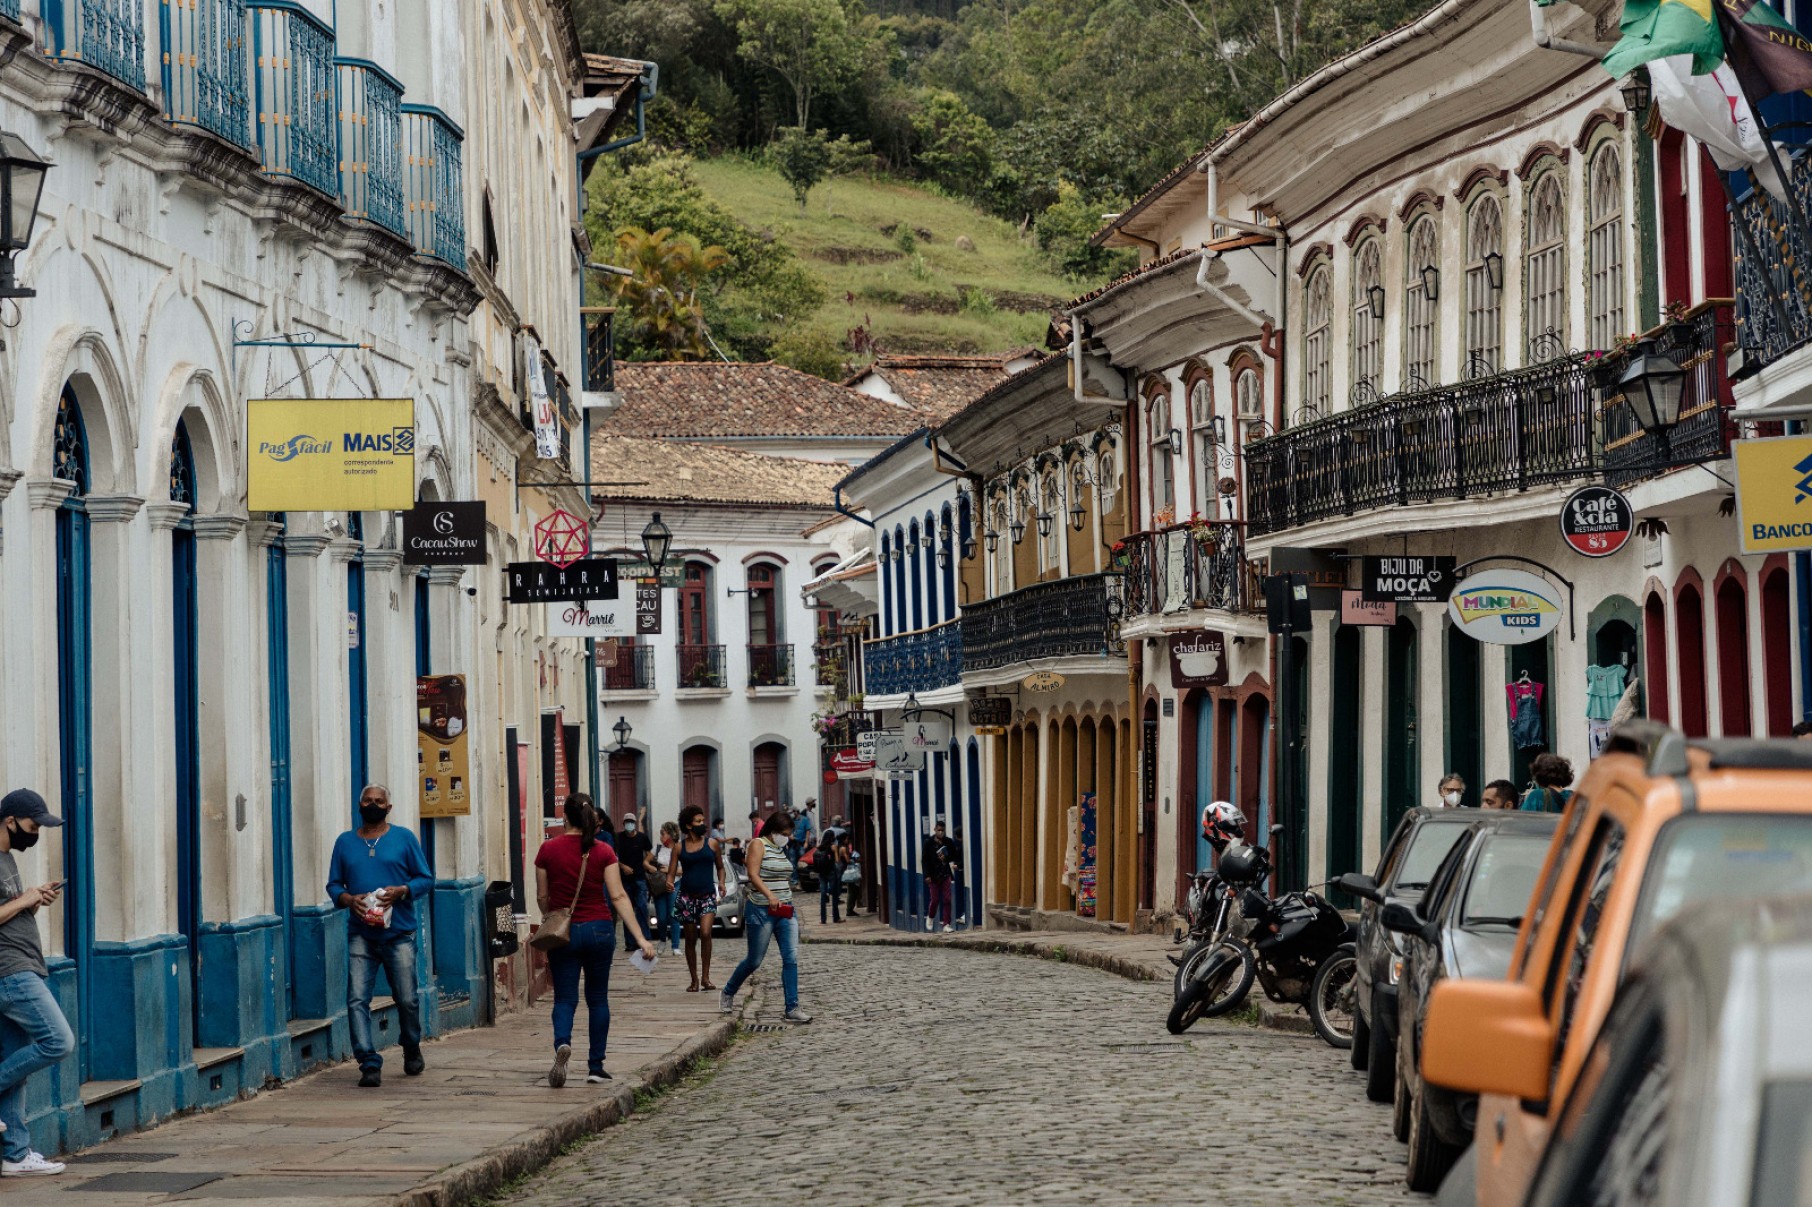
[{"x1": 689, "y1": 156, "x2": 1081, "y2": 357}]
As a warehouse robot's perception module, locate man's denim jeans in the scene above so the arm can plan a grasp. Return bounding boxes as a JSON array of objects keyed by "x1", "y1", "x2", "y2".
[
  {"x1": 347, "y1": 931, "x2": 422, "y2": 1073},
  {"x1": 623, "y1": 880, "x2": 650, "y2": 952},
  {"x1": 0, "y1": 971, "x2": 74, "y2": 1162},
  {"x1": 722, "y1": 900, "x2": 799, "y2": 1011},
  {"x1": 547, "y1": 920, "x2": 617, "y2": 1076}
]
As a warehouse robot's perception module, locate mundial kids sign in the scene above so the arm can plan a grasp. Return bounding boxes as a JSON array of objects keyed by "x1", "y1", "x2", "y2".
[
  {"x1": 1446, "y1": 568, "x2": 1564, "y2": 645},
  {"x1": 247, "y1": 398, "x2": 415, "y2": 511}
]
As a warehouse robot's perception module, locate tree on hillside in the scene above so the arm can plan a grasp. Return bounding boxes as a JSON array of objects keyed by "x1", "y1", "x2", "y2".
[
  {"x1": 714, "y1": 0, "x2": 887, "y2": 130},
  {"x1": 605, "y1": 226, "x2": 731, "y2": 360},
  {"x1": 773, "y1": 126, "x2": 833, "y2": 208},
  {"x1": 910, "y1": 89, "x2": 993, "y2": 194}
]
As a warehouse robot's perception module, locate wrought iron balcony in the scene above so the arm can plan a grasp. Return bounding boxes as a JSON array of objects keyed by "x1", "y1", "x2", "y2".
[
  {"x1": 1600, "y1": 303, "x2": 1736, "y2": 490},
  {"x1": 402, "y1": 105, "x2": 466, "y2": 267},
  {"x1": 1119, "y1": 522, "x2": 1255, "y2": 618},
  {"x1": 43, "y1": 0, "x2": 146, "y2": 91},
  {"x1": 601, "y1": 644, "x2": 654, "y2": 692},
  {"x1": 1, "y1": 0, "x2": 18, "y2": 24},
  {"x1": 677, "y1": 644, "x2": 727, "y2": 689},
  {"x1": 335, "y1": 57, "x2": 406, "y2": 238},
  {"x1": 583, "y1": 308, "x2": 616, "y2": 393},
  {"x1": 748, "y1": 643, "x2": 795, "y2": 688},
  {"x1": 961, "y1": 574, "x2": 1121, "y2": 672},
  {"x1": 864, "y1": 621, "x2": 963, "y2": 696},
  {"x1": 161, "y1": 0, "x2": 249, "y2": 146},
  {"x1": 1245, "y1": 348, "x2": 1598, "y2": 537},
  {"x1": 249, "y1": 3, "x2": 336, "y2": 197},
  {"x1": 1733, "y1": 159, "x2": 1812, "y2": 369}
]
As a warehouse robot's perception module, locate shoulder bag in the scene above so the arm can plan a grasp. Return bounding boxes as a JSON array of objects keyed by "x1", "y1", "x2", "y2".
[{"x1": 530, "y1": 850, "x2": 590, "y2": 952}]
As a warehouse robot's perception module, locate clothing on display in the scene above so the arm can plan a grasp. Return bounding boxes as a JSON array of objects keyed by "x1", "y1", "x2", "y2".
[
  {"x1": 1507, "y1": 675, "x2": 1546, "y2": 751},
  {"x1": 1585, "y1": 663, "x2": 1628, "y2": 723},
  {"x1": 1588, "y1": 718, "x2": 1612, "y2": 759}
]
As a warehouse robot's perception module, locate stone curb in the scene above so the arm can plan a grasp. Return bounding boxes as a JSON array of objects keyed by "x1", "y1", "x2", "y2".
[
  {"x1": 808, "y1": 933, "x2": 1318, "y2": 1035},
  {"x1": 387, "y1": 993, "x2": 758, "y2": 1207}
]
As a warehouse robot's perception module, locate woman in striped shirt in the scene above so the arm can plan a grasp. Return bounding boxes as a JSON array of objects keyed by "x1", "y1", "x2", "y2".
[{"x1": 719, "y1": 811, "x2": 812, "y2": 1024}]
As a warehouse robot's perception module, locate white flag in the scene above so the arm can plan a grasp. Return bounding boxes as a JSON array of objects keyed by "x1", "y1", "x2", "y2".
[
  {"x1": 1649, "y1": 55, "x2": 1787, "y2": 203},
  {"x1": 526, "y1": 334, "x2": 562, "y2": 460}
]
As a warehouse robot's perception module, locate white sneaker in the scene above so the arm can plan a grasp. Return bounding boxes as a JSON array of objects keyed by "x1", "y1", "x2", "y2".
[
  {"x1": 720, "y1": 990, "x2": 735, "y2": 1014},
  {"x1": 942, "y1": 924, "x2": 953, "y2": 933},
  {"x1": 548, "y1": 1043, "x2": 571, "y2": 1088},
  {"x1": 783, "y1": 1006, "x2": 813, "y2": 1024},
  {"x1": 2, "y1": 1152, "x2": 66, "y2": 1177},
  {"x1": 924, "y1": 917, "x2": 934, "y2": 931}
]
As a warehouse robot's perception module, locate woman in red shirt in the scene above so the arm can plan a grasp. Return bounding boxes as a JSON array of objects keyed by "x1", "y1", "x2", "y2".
[{"x1": 534, "y1": 793, "x2": 655, "y2": 1087}]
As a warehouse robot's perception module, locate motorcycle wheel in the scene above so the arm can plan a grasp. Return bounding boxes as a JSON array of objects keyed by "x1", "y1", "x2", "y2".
[
  {"x1": 1172, "y1": 939, "x2": 1219, "y2": 996},
  {"x1": 1165, "y1": 941, "x2": 1255, "y2": 1033},
  {"x1": 1308, "y1": 945, "x2": 1359, "y2": 1048}
]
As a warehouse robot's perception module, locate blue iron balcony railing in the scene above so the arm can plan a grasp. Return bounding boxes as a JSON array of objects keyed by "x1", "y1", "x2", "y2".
[
  {"x1": 961, "y1": 575, "x2": 1121, "y2": 672},
  {"x1": 1120, "y1": 521, "x2": 1256, "y2": 618},
  {"x1": 335, "y1": 57, "x2": 406, "y2": 237},
  {"x1": 864, "y1": 621, "x2": 963, "y2": 696},
  {"x1": 402, "y1": 104, "x2": 466, "y2": 267},
  {"x1": 249, "y1": 2, "x2": 336, "y2": 197},
  {"x1": 161, "y1": 0, "x2": 249, "y2": 146},
  {"x1": 1733, "y1": 158, "x2": 1812, "y2": 370},
  {"x1": 43, "y1": 0, "x2": 147, "y2": 91},
  {"x1": 2, "y1": 0, "x2": 21, "y2": 24}
]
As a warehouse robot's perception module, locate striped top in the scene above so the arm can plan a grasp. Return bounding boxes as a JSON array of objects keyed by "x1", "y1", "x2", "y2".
[{"x1": 751, "y1": 837, "x2": 794, "y2": 905}]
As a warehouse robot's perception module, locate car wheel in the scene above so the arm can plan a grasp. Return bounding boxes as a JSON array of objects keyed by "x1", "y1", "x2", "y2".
[
  {"x1": 1405, "y1": 1078, "x2": 1463, "y2": 1192},
  {"x1": 1350, "y1": 995, "x2": 1371, "y2": 1071},
  {"x1": 1391, "y1": 1044, "x2": 1411, "y2": 1143},
  {"x1": 1364, "y1": 997, "x2": 1396, "y2": 1104}
]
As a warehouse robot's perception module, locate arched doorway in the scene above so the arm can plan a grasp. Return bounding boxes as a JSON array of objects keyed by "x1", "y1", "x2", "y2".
[
  {"x1": 1762, "y1": 563, "x2": 1793, "y2": 735},
  {"x1": 266, "y1": 511, "x2": 296, "y2": 1021},
  {"x1": 1676, "y1": 578, "x2": 1709, "y2": 738},
  {"x1": 1508, "y1": 636, "x2": 1554, "y2": 787},
  {"x1": 1384, "y1": 619, "x2": 1418, "y2": 837},
  {"x1": 1715, "y1": 568, "x2": 1752, "y2": 737},
  {"x1": 1239, "y1": 694, "x2": 1270, "y2": 834},
  {"x1": 1586, "y1": 596, "x2": 1640, "y2": 758},
  {"x1": 1139, "y1": 701, "x2": 1157, "y2": 912},
  {"x1": 1643, "y1": 589, "x2": 1670, "y2": 723},
  {"x1": 53, "y1": 386, "x2": 96, "y2": 1076},
  {"x1": 1328, "y1": 626, "x2": 1363, "y2": 903},
  {"x1": 170, "y1": 420, "x2": 203, "y2": 1040},
  {"x1": 1444, "y1": 620, "x2": 1482, "y2": 809}
]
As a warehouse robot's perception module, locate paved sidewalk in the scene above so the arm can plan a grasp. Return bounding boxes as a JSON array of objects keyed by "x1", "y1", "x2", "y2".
[
  {"x1": 801, "y1": 911, "x2": 1315, "y2": 1033},
  {"x1": 1, "y1": 950, "x2": 758, "y2": 1206}
]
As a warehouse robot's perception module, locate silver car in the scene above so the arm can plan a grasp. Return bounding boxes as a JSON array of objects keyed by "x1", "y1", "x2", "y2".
[{"x1": 712, "y1": 862, "x2": 746, "y2": 937}]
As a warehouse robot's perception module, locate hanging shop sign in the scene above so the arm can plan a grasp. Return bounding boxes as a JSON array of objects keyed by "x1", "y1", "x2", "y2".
[
  {"x1": 594, "y1": 638, "x2": 619, "y2": 668},
  {"x1": 1168, "y1": 631, "x2": 1228, "y2": 688},
  {"x1": 830, "y1": 748, "x2": 875, "y2": 778},
  {"x1": 1340, "y1": 591, "x2": 1397, "y2": 626},
  {"x1": 402, "y1": 501, "x2": 486, "y2": 566},
  {"x1": 1734, "y1": 434, "x2": 1812, "y2": 554},
  {"x1": 418, "y1": 674, "x2": 471, "y2": 818},
  {"x1": 506, "y1": 558, "x2": 618, "y2": 603},
  {"x1": 1447, "y1": 568, "x2": 1564, "y2": 645},
  {"x1": 968, "y1": 695, "x2": 1012, "y2": 727},
  {"x1": 614, "y1": 558, "x2": 685, "y2": 588},
  {"x1": 871, "y1": 731, "x2": 925, "y2": 774},
  {"x1": 526, "y1": 334, "x2": 562, "y2": 461},
  {"x1": 635, "y1": 581, "x2": 661, "y2": 635},
  {"x1": 547, "y1": 599, "x2": 633, "y2": 638},
  {"x1": 1360, "y1": 555, "x2": 1456, "y2": 603},
  {"x1": 246, "y1": 398, "x2": 415, "y2": 511},
  {"x1": 533, "y1": 508, "x2": 591, "y2": 569},
  {"x1": 1270, "y1": 547, "x2": 1346, "y2": 609},
  {"x1": 903, "y1": 715, "x2": 953, "y2": 749},
  {"x1": 1559, "y1": 485, "x2": 1635, "y2": 558},
  {"x1": 1023, "y1": 670, "x2": 1067, "y2": 693},
  {"x1": 856, "y1": 729, "x2": 881, "y2": 763},
  {"x1": 1263, "y1": 573, "x2": 1312, "y2": 634}
]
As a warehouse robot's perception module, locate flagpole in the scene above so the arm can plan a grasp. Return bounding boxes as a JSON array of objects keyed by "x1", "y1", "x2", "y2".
[{"x1": 1711, "y1": 164, "x2": 1799, "y2": 338}]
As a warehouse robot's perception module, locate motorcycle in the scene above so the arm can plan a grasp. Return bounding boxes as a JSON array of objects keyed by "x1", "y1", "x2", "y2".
[
  {"x1": 1167, "y1": 832, "x2": 1359, "y2": 1045},
  {"x1": 1169, "y1": 867, "x2": 1241, "y2": 995}
]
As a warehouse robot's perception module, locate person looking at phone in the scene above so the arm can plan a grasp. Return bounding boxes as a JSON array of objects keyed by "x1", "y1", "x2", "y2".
[
  {"x1": 0, "y1": 788, "x2": 74, "y2": 1178},
  {"x1": 719, "y1": 811, "x2": 811, "y2": 1024}
]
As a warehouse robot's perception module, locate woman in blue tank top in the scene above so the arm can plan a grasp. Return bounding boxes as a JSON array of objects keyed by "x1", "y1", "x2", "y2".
[{"x1": 673, "y1": 804, "x2": 724, "y2": 992}]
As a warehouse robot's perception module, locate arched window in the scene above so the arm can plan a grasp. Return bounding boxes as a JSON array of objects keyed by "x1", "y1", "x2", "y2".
[
  {"x1": 1147, "y1": 389, "x2": 1175, "y2": 521},
  {"x1": 1096, "y1": 444, "x2": 1119, "y2": 515},
  {"x1": 1676, "y1": 579, "x2": 1708, "y2": 738},
  {"x1": 1524, "y1": 173, "x2": 1567, "y2": 348},
  {"x1": 746, "y1": 562, "x2": 786, "y2": 686},
  {"x1": 893, "y1": 524, "x2": 908, "y2": 628},
  {"x1": 679, "y1": 560, "x2": 720, "y2": 687},
  {"x1": 1350, "y1": 238, "x2": 1383, "y2": 391},
  {"x1": 1403, "y1": 215, "x2": 1440, "y2": 388},
  {"x1": 879, "y1": 531, "x2": 893, "y2": 635},
  {"x1": 170, "y1": 420, "x2": 196, "y2": 505},
  {"x1": 1715, "y1": 570, "x2": 1752, "y2": 736},
  {"x1": 989, "y1": 496, "x2": 1011, "y2": 596},
  {"x1": 1040, "y1": 474, "x2": 1062, "y2": 571},
  {"x1": 1465, "y1": 194, "x2": 1504, "y2": 374},
  {"x1": 1235, "y1": 364, "x2": 1262, "y2": 421},
  {"x1": 908, "y1": 520, "x2": 923, "y2": 631},
  {"x1": 1302, "y1": 265, "x2": 1332, "y2": 414},
  {"x1": 1589, "y1": 145, "x2": 1626, "y2": 350},
  {"x1": 923, "y1": 509, "x2": 940, "y2": 624},
  {"x1": 1189, "y1": 375, "x2": 1219, "y2": 518},
  {"x1": 939, "y1": 503, "x2": 957, "y2": 618}
]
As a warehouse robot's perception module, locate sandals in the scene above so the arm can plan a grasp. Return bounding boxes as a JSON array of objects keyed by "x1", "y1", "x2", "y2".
[
  {"x1": 686, "y1": 982, "x2": 699, "y2": 993},
  {"x1": 701, "y1": 980, "x2": 717, "y2": 991}
]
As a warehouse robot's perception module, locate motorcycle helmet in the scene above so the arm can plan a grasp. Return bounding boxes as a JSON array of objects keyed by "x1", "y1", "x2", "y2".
[
  {"x1": 1217, "y1": 841, "x2": 1265, "y2": 885},
  {"x1": 1202, "y1": 801, "x2": 1247, "y2": 852}
]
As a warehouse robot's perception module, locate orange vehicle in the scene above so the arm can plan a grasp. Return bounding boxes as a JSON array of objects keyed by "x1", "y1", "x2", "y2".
[{"x1": 1419, "y1": 722, "x2": 1812, "y2": 1206}]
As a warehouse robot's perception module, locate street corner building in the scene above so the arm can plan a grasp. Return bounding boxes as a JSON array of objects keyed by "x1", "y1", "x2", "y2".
[{"x1": 0, "y1": 0, "x2": 647, "y2": 1155}]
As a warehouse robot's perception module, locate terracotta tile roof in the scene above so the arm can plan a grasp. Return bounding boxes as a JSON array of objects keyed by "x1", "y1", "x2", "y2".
[
  {"x1": 600, "y1": 361, "x2": 920, "y2": 439},
  {"x1": 589, "y1": 435, "x2": 847, "y2": 509},
  {"x1": 1062, "y1": 244, "x2": 1204, "y2": 313}
]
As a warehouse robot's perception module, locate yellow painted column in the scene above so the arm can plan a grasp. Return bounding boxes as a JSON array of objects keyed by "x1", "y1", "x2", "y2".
[
  {"x1": 1097, "y1": 717, "x2": 1118, "y2": 922},
  {"x1": 990, "y1": 732, "x2": 1009, "y2": 908},
  {"x1": 1021, "y1": 721, "x2": 1040, "y2": 907},
  {"x1": 1047, "y1": 717, "x2": 1077, "y2": 912},
  {"x1": 1119, "y1": 718, "x2": 1138, "y2": 924}
]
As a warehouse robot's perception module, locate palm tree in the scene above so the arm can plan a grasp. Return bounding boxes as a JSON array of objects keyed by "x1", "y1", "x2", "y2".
[{"x1": 606, "y1": 226, "x2": 731, "y2": 360}]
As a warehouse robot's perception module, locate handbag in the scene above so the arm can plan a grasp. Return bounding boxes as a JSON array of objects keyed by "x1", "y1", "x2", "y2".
[
  {"x1": 841, "y1": 864, "x2": 861, "y2": 885},
  {"x1": 647, "y1": 867, "x2": 673, "y2": 896},
  {"x1": 530, "y1": 850, "x2": 590, "y2": 952},
  {"x1": 769, "y1": 901, "x2": 796, "y2": 920}
]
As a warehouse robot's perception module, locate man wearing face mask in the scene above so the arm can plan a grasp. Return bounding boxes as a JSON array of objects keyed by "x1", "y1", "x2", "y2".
[
  {"x1": 326, "y1": 785, "x2": 434, "y2": 1088},
  {"x1": 0, "y1": 789, "x2": 74, "y2": 1177},
  {"x1": 612, "y1": 812, "x2": 653, "y2": 953}
]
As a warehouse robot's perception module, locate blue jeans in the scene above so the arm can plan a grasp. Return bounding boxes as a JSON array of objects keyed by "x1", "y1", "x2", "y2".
[
  {"x1": 651, "y1": 890, "x2": 677, "y2": 951},
  {"x1": 547, "y1": 920, "x2": 616, "y2": 1075},
  {"x1": 0, "y1": 971, "x2": 75, "y2": 1162},
  {"x1": 347, "y1": 930, "x2": 422, "y2": 1073},
  {"x1": 723, "y1": 900, "x2": 800, "y2": 1012},
  {"x1": 622, "y1": 880, "x2": 649, "y2": 953},
  {"x1": 819, "y1": 875, "x2": 841, "y2": 923}
]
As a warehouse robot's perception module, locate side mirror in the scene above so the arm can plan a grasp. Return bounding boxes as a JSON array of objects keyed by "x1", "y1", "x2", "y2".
[
  {"x1": 1380, "y1": 901, "x2": 1422, "y2": 935},
  {"x1": 1421, "y1": 979, "x2": 1552, "y2": 1101},
  {"x1": 1334, "y1": 873, "x2": 1384, "y2": 905}
]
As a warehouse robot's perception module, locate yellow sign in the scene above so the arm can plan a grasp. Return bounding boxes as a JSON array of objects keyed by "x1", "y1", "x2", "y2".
[
  {"x1": 1735, "y1": 435, "x2": 1812, "y2": 554},
  {"x1": 1023, "y1": 670, "x2": 1067, "y2": 693},
  {"x1": 418, "y1": 674, "x2": 471, "y2": 818},
  {"x1": 247, "y1": 398, "x2": 415, "y2": 511}
]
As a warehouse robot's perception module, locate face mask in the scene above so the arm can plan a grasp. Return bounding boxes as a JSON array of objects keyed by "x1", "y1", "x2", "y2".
[
  {"x1": 690, "y1": 823, "x2": 707, "y2": 835},
  {"x1": 622, "y1": 821, "x2": 637, "y2": 833},
  {"x1": 7, "y1": 820, "x2": 38, "y2": 850},
  {"x1": 359, "y1": 804, "x2": 390, "y2": 826},
  {"x1": 1442, "y1": 791, "x2": 1461, "y2": 807}
]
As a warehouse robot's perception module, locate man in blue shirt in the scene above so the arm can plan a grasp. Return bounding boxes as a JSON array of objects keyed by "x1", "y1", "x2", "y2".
[
  {"x1": 326, "y1": 784, "x2": 434, "y2": 1088},
  {"x1": 787, "y1": 800, "x2": 815, "y2": 885}
]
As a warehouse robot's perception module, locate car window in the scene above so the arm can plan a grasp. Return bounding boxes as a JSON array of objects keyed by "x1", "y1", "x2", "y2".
[
  {"x1": 1374, "y1": 821, "x2": 1412, "y2": 882},
  {"x1": 1751, "y1": 1080, "x2": 1812, "y2": 1207},
  {"x1": 1526, "y1": 794, "x2": 1593, "y2": 940},
  {"x1": 1392, "y1": 820, "x2": 1470, "y2": 892},
  {"x1": 1548, "y1": 819, "x2": 1627, "y2": 1072},
  {"x1": 1461, "y1": 833, "x2": 1552, "y2": 927},
  {"x1": 1420, "y1": 832, "x2": 1475, "y2": 919},
  {"x1": 1633, "y1": 816, "x2": 1812, "y2": 951}
]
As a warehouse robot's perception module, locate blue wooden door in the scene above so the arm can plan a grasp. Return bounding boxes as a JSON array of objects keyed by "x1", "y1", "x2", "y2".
[
  {"x1": 53, "y1": 390, "x2": 95, "y2": 1078},
  {"x1": 171, "y1": 424, "x2": 201, "y2": 1039},
  {"x1": 1194, "y1": 701, "x2": 1214, "y2": 875},
  {"x1": 266, "y1": 523, "x2": 295, "y2": 1020},
  {"x1": 347, "y1": 516, "x2": 368, "y2": 821}
]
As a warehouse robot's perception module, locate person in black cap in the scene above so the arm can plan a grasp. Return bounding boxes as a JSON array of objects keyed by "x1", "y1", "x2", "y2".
[{"x1": 0, "y1": 789, "x2": 74, "y2": 1177}]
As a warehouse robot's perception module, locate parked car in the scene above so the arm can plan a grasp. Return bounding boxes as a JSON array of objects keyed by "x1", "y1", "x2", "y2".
[
  {"x1": 1420, "y1": 724, "x2": 1812, "y2": 1207},
  {"x1": 712, "y1": 862, "x2": 747, "y2": 937},
  {"x1": 1379, "y1": 811, "x2": 1559, "y2": 1192},
  {"x1": 1335, "y1": 806, "x2": 1477, "y2": 1103},
  {"x1": 1522, "y1": 892, "x2": 1812, "y2": 1207}
]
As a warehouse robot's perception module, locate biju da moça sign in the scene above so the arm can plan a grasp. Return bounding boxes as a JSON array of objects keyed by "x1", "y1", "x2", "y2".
[{"x1": 1360, "y1": 555, "x2": 1456, "y2": 603}]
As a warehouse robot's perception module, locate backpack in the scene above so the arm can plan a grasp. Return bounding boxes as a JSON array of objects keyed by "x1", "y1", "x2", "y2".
[{"x1": 813, "y1": 846, "x2": 836, "y2": 878}]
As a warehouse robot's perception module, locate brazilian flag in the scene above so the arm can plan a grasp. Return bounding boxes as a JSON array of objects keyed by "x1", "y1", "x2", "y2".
[{"x1": 1601, "y1": 0, "x2": 1725, "y2": 78}]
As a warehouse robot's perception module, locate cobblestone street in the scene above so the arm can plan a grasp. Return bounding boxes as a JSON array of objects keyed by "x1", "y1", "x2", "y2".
[{"x1": 502, "y1": 945, "x2": 1417, "y2": 1206}]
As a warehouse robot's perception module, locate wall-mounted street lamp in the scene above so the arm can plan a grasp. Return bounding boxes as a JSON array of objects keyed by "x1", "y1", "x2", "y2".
[
  {"x1": 639, "y1": 511, "x2": 672, "y2": 575},
  {"x1": 1619, "y1": 68, "x2": 1652, "y2": 118},
  {"x1": 1035, "y1": 511, "x2": 1054, "y2": 539},
  {"x1": 1069, "y1": 498, "x2": 1086, "y2": 531},
  {"x1": 0, "y1": 131, "x2": 50, "y2": 302},
  {"x1": 1619, "y1": 339, "x2": 1687, "y2": 435},
  {"x1": 1367, "y1": 284, "x2": 1386, "y2": 321},
  {"x1": 1420, "y1": 264, "x2": 1440, "y2": 302},
  {"x1": 984, "y1": 529, "x2": 1000, "y2": 554},
  {"x1": 611, "y1": 716, "x2": 633, "y2": 751},
  {"x1": 1009, "y1": 517, "x2": 1026, "y2": 544},
  {"x1": 936, "y1": 544, "x2": 949, "y2": 568},
  {"x1": 1483, "y1": 251, "x2": 1504, "y2": 291},
  {"x1": 1167, "y1": 428, "x2": 1184, "y2": 457}
]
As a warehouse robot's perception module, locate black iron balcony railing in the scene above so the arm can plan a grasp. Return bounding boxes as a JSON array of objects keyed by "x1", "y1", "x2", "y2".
[
  {"x1": 1600, "y1": 304, "x2": 1735, "y2": 490},
  {"x1": 583, "y1": 307, "x2": 616, "y2": 393},
  {"x1": 1119, "y1": 522, "x2": 1256, "y2": 617},
  {"x1": 602, "y1": 644, "x2": 654, "y2": 691},
  {"x1": 864, "y1": 621, "x2": 963, "y2": 695},
  {"x1": 1733, "y1": 157, "x2": 1812, "y2": 369},
  {"x1": 677, "y1": 644, "x2": 726, "y2": 689},
  {"x1": 961, "y1": 574, "x2": 1121, "y2": 671},
  {"x1": 748, "y1": 643, "x2": 795, "y2": 688}
]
